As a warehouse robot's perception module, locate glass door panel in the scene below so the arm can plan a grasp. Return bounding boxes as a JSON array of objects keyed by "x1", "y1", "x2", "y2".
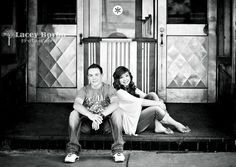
[
  {"x1": 102, "y1": 0, "x2": 135, "y2": 38},
  {"x1": 101, "y1": 0, "x2": 155, "y2": 39},
  {"x1": 158, "y1": 0, "x2": 217, "y2": 103}
]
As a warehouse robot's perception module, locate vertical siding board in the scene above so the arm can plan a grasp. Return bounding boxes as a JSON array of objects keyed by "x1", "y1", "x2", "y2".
[
  {"x1": 125, "y1": 42, "x2": 129, "y2": 68},
  {"x1": 137, "y1": 42, "x2": 143, "y2": 90},
  {"x1": 144, "y1": 43, "x2": 147, "y2": 92},
  {"x1": 147, "y1": 43, "x2": 150, "y2": 93},
  {"x1": 84, "y1": 43, "x2": 89, "y2": 85},
  {"x1": 93, "y1": 43, "x2": 95, "y2": 62},
  {"x1": 96, "y1": 41, "x2": 100, "y2": 64},
  {"x1": 107, "y1": 42, "x2": 112, "y2": 84},
  {"x1": 149, "y1": 42, "x2": 156, "y2": 92}
]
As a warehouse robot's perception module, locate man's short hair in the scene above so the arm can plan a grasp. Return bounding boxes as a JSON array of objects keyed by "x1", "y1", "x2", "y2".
[{"x1": 87, "y1": 63, "x2": 103, "y2": 74}]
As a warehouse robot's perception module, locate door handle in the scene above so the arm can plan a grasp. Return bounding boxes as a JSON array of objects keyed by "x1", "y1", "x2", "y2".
[
  {"x1": 160, "y1": 27, "x2": 165, "y2": 47},
  {"x1": 203, "y1": 24, "x2": 208, "y2": 35},
  {"x1": 79, "y1": 33, "x2": 83, "y2": 45}
]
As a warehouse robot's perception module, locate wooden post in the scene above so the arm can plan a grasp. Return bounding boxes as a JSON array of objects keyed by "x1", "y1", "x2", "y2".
[
  {"x1": 27, "y1": 0, "x2": 37, "y2": 102},
  {"x1": 232, "y1": 0, "x2": 236, "y2": 136},
  {"x1": 224, "y1": 0, "x2": 231, "y2": 57},
  {"x1": 232, "y1": 0, "x2": 236, "y2": 88},
  {"x1": 208, "y1": 0, "x2": 217, "y2": 102}
]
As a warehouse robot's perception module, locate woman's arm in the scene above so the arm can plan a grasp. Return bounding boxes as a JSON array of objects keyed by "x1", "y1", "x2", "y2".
[
  {"x1": 135, "y1": 88, "x2": 164, "y2": 107},
  {"x1": 135, "y1": 88, "x2": 147, "y2": 98},
  {"x1": 101, "y1": 102, "x2": 119, "y2": 117},
  {"x1": 116, "y1": 89, "x2": 141, "y2": 102},
  {"x1": 117, "y1": 89, "x2": 164, "y2": 107},
  {"x1": 141, "y1": 98, "x2": 161, "y2": 107}
]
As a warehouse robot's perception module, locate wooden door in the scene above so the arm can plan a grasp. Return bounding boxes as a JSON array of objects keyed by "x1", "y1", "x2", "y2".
[
  {"x1": 158, "y1": 0, "x2": 217, "y2": 103},
  {"x1": 27, "y1": 0, "x2": 83, "y2": 102}
]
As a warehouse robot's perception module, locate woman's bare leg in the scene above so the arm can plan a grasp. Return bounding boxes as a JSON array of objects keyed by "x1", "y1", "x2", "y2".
[
  {"x1": 144, "y1": 93, "x2": 173, "y2": 134},
  {"x1": 154, "y1": 119, "x2": 174, "y2": 134},
  {"x1": 136, "y1": 106, "x2": 173, "y2": 134},
  {"x1": 160, "y1": 113, "x2": 191, "y2": 133},
  {"x1": 144, "y1": 92, "x2": 190, "y2": 133}
]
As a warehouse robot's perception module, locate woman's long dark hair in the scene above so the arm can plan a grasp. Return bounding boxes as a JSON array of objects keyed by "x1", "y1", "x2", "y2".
[{"x1": 113, "y1": 66, "x2": 139, "y2": 97}]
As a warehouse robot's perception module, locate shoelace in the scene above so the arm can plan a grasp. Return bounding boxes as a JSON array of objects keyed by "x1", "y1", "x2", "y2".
[{"x1": 67, "y1": 153, "x2": 73, "y2": 157}]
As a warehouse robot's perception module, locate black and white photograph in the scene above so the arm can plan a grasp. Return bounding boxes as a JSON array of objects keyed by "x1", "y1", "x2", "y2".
[{"x1": 0, "y1": 0, "x2": 236, "y2": 166}]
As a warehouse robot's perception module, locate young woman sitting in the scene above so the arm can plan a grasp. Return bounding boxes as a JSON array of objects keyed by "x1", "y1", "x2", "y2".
[{"x1": 112, "y1": 66, "x2": 191, "y2": 136}]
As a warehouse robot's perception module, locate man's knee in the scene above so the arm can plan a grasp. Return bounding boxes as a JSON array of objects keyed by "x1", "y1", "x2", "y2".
[
  {"x1": 102, "y1": 119, "x2": 112, "y2": 134},
  {"x1": 80, "y1": 121, "x2": 92, "y2": 134},
  {"x1": 111, "y1": 110, "x2": 122, "y2": 125},
  {"x1": 69, "y1": 110, "x2": 80, "y2": 128}
]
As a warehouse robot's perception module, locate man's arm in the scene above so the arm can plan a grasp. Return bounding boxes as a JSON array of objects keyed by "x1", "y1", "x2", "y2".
[{"x1": 73, "y1": 97, "x2": 103, "y2": 124}]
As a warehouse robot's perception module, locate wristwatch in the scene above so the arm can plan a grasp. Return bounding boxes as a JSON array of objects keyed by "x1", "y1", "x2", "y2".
[{"x1": 99, "y1": 112, "x2": 105, "y2": 119}]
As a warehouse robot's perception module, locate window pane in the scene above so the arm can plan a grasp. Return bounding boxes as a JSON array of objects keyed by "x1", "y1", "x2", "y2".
[
  {"x1": 167, "y1": 0, "x2": 207, "y2": 24},
  {"x1": 38, "y1": 0, "x2": 76, "y2": 24},
  {"x1": 0, "y1": 0, "x2": 13, "y2": 24},
  {"x1": 102, "y1": 0, "x2": 135, "y2": 38},
  {"x1": 142, "y1": 0, "x2": 154, "y2": 38}
]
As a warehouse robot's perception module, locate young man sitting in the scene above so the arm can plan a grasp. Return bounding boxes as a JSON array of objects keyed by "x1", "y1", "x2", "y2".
[{"x1": 64, "y1": 64, "x2": 125, "y2": 163}]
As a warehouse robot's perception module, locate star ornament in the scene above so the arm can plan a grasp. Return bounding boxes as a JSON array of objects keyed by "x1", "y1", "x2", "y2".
[{"x1": 113, "y1": 5, "x2": 123, "y2": 15}]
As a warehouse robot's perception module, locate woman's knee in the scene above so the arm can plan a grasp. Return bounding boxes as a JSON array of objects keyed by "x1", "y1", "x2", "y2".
[
  {"x1": 152, "y1": 106, "x2": 166, "y2": 121},
  {"x1": 145, "y1": 92, "x2": 159, "y2": 101}
]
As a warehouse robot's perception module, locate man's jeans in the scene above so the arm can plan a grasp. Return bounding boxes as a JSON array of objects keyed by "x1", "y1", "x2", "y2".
[{"x1": 66, "y1": 109, "x2": 124, "y2": 155}]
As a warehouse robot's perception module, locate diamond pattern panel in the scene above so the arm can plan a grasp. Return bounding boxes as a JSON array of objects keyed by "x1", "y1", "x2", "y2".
[
  {"x1": 37, "y1": 37, "x2": 76, "y2": 88},
  {"x1": 167, "y1": 36, "x2": 208, "y2": 88}
]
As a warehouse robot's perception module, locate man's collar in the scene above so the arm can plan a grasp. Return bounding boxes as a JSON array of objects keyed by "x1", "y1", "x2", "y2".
[{"x1": 90, "y1": 82, "x2": 104, "y2": 89}]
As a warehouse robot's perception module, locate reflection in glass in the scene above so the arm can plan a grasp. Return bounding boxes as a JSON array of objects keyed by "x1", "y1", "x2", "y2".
[
  {"x1": 38, "y1": 0, "x2": 76, "y2": 24},
  {"x1": 167, "y1": 0, "x2": 207, "y2": 24},
  {"x1": 102, "y1": 0, "x2": 135, "y2": 38}
]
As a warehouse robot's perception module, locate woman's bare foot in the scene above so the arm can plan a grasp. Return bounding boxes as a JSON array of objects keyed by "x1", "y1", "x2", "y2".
[
  {"x1": 175, "y1": 123, "x2": 191, "y2": 133},
  {"x1": 155, "y1": 127, "x2": 174, "y2": 134}
]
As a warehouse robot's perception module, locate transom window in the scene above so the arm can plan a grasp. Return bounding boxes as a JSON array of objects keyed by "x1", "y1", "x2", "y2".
[{"x1": 167, "y1": 0, "x2": 207, "y2": 24}]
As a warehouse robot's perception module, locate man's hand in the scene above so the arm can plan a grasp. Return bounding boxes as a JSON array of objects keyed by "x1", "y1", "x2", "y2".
[
  {"x1": 88, "y1": 113, "x2": 103, "y2": 124},
  {"x1": 92, "y1": 121, "x2": 100, "y2": 131}
]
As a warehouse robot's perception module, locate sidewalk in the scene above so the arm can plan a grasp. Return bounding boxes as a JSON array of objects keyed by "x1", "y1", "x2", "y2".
[{"x1": 0, "y1": 150, "x2": 236, "y2": 167}]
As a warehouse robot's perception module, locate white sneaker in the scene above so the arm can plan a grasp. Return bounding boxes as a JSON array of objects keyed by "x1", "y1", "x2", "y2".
[
  {"x1": 64, "y1": 153, "x2": 79, "y2": 163},
  {"x1": 113, "y1": 152, "x2": 125, "y2": 162}
]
